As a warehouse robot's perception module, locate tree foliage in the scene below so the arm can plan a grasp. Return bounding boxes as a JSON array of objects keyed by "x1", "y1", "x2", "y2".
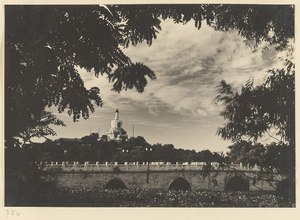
[
  {"x1": 20, "y1": 135, "x2": 226, "y2": 165},
  {"x1": 211, "y1": 5, "x2": 294, "y2": 50},
  {"x1": 5, "y1": 4, "x2": 294, "y2": 146},
  {"x1": 227, "y1": 141, "x2": 294, "y2": 176},
  {"x1": 5, "y1": 5, "x2": 154, "y2": 145},
  {"x1": 216, "y1": 61, "x2": 295, "y2": 201},
  {"x1": 215, "y1": 60, "x2": 294, "y2": 146}
]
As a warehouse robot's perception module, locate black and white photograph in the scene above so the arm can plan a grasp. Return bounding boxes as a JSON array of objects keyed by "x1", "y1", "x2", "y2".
[{"x1": 1, "y1": 1, "x2": 297, "y2": 214}]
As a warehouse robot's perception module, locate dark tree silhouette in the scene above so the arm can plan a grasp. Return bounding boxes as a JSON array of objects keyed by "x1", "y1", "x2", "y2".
[
  {"x1": 215, "y1": 61, "x2": 294, "y2": 146},
  {"x1": 5, "y1": 4, "x2": 294, "y2": 146},
  {"x1": 215, "y1": 61, "x2": 295, "y2": 201}
]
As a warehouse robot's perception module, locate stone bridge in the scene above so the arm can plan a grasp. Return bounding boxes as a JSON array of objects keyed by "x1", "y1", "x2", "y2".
[{"x1": 42, "y1": 162, "x2": 281, "y2": 191}]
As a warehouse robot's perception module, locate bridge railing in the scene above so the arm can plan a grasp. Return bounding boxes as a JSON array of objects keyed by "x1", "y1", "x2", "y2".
[{"x1": 39, "y1": 161, "x2": 260, "y2": 172}]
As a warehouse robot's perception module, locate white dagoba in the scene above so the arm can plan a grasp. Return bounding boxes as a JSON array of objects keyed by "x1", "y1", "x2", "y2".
[{"x1": 107, "y1": 109, "x2": 128, "y2": 141}]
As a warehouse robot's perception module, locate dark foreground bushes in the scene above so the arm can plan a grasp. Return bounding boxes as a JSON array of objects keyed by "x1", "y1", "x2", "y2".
[{"x1": 6, "y1": 188, "x2": 295, "y2": 207}]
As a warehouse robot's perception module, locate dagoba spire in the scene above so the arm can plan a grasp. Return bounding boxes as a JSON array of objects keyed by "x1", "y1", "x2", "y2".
[{"x1": 115, "y1": 109, "x2": 119, "y2": 120}]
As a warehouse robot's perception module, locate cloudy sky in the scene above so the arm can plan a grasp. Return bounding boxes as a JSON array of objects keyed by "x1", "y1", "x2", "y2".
[{"x1": 47, "y1": 18, "x2": 291, "y2": 153}]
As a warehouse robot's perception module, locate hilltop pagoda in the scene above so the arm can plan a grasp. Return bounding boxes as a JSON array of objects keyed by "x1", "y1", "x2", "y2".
[{"x1": 107, "y1": 109, "x2": 128, "y2": 141}]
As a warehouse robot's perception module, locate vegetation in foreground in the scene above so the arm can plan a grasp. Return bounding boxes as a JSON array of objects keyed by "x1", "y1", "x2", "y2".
[{"x1": 6, "y1": 188, "x2": 294, "y2": 207}]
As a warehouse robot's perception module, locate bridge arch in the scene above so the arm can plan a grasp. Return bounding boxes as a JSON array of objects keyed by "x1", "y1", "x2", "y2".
[
  {"x1": 104, "y1": 178, "x2": 127, "y2": 190},
  {"x1": 169, "y1": 177, "x2": 191, "y2": 191},
  {"x1": 225, "y1": 174, "x2": 249, "y2": 191}
]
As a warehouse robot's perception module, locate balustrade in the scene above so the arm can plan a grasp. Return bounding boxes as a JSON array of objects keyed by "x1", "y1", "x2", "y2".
[{"x1": 39, "y1": 161, "x2": 260, "y2": 172}]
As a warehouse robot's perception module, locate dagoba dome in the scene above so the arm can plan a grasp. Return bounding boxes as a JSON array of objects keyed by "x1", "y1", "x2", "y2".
[{"x1": 107, "y1": 109, "x2": 128, "y2": 141}]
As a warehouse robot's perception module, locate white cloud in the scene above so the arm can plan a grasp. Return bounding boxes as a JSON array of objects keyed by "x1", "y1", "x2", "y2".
[
  {"x1": 64, "y1": 18, "x2": 292, "y2": 151},
  {"x1": 80, "y1": 19, "x2": 287, "y2": 121}
]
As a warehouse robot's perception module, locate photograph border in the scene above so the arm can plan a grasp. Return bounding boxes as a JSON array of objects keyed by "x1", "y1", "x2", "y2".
[{"x1": 1, "y1": 0, "x2": 299, "y2": 219}]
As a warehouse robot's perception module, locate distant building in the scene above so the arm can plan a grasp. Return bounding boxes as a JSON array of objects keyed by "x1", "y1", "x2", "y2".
[{"x1": 107, "y1": 109, "x2": 128, "y2": 141}]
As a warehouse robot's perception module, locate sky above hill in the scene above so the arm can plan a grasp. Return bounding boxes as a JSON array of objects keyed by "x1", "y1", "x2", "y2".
[{"x1": 46, "y1": 19, "x2": 290, "y2": 153}]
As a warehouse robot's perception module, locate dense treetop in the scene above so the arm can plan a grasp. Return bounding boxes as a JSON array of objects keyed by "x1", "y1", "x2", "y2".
[{"x1": 20, "y1": 134, "x2": 228, "y2": 164}]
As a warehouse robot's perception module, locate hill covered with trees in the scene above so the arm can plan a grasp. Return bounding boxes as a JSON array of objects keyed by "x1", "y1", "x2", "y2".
[{"x1": 20, "y1": 134, "x2": 229, "y2": 164}]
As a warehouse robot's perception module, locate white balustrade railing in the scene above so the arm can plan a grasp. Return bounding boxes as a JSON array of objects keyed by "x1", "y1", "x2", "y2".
[{"x1": 40, "y1": 161, "x2": 261, "y2": 172}]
